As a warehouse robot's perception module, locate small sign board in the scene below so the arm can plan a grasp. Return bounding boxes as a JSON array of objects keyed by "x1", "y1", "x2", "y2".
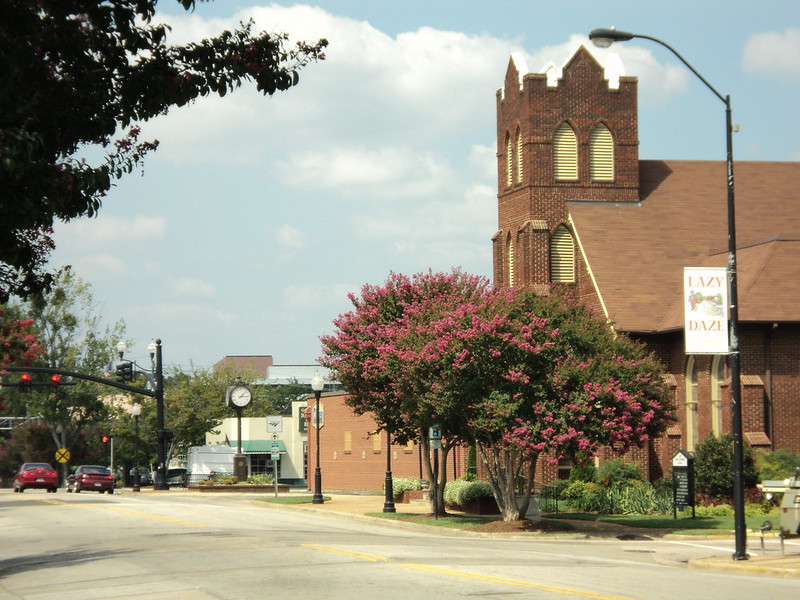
[
  {"x1": 672, "y1": 449, "x2": 696, "y2": 519},
  {"x1": 429, "y1": 424, "x2": 442, "y2": 449},
  {"x1": 270, "y1": 442, "x2": 280, "y2": 461},
  {"x1": 313, "y1": 403, "x2": 324, "y2": 429},
  {"x1": 266, "y1": 416, "x2": 283, "y2": 433},
  {"x1": 55, "y1": 448, "x2": 70, "y2": 463}
]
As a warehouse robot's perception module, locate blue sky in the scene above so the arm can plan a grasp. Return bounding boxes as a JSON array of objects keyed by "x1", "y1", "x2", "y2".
[{"x1": 50, "y1": 1, "x2": 800, "y2": 370}]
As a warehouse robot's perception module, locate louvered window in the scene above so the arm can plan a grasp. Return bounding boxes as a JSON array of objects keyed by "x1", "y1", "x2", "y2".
[
  {"x1": 550, "y1": 225, "x2": 575, "y2": 282},
  {"x1": 515, "y1": 128, "x2": 523, "y2": 183},
  {"x1": 590, "y1": 123, "x2": 614, "y2": 180},
  {"x1": 507, "y1": 235, "x2": 515, "y2": 287},
  {"x1": 505, "y1": 133, "x2": 513, "y2": 187},
  {"x1": 553, "y1": 123, "x2": 577, "y2": 180}
]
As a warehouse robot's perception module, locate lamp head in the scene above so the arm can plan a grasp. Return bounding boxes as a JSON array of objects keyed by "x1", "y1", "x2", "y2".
[
  {"x1": 311, "y1": 373, "x2": 325, "y2": 392},
  {"x1": 132, "y1": 402, "x2": 142, "y2": 417},
  {"x1": 588, "y1": 27, "x2": 634, "y2": 48},
  {"x1": 116, "y1": 341, "x2": 127, "y2": 359}
]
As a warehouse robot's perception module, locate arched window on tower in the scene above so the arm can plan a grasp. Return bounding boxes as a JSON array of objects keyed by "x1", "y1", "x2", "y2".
[
  {"x1": 505, "y1": 132, "x2": 513, "y2": 187},
  {"x1": 553, "y1": 122, "x2": 577, "y2": 180},
  {"x1": 590, "y1": 123, "x2": 614, "y2": 181},
  {"x1": 685, "y1": 356, "x2": 699, "y2": 451},
  {"x1": 549, "y1": 225, "x2": 574, "y2": 283},
  {"x1": 515, "y1": 128, "x2": 523, "y2": 183},
  {"x1": 506, "y1": 234, "x2": 515, "y2": 287}
]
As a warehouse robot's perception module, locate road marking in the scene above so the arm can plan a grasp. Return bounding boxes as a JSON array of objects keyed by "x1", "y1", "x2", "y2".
[
  {"x1": 32, "y1": 498, "x2": 210, "y2": 528},
  {"x1": 397, "y1": 564, "x2": 637, "y2": 599},
  {"x1": 301, "y1": 544, "x2": 389, "y2": 562},
  {"x1": 302, "y1": 544, "x2": 636, "y2": 599}
]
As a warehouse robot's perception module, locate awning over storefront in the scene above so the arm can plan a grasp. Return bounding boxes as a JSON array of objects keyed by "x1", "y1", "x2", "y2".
[{"x1": 229, "y1": 440, "x2": 287, "y2": 454}]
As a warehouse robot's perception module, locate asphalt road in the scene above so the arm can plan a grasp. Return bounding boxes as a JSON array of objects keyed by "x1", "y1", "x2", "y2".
[{"x1": 1, "y1": 489, "x2": 797, "y2": 600}]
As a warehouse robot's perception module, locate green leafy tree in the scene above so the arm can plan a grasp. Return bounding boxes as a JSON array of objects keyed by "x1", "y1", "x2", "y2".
[
  {"x1": 0, "y1": 0, "x2": 327, "y2": 301},
  {"x1": 694, "y1": 434, "x2": 759, "y2": 502},
  {"x1": 6, "y1": 271, "x2": 126, "y2": 481}
]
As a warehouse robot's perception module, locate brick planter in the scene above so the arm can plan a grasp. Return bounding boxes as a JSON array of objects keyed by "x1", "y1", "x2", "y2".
[{"x1": 188, "y1": 484, "x2": 290, "y2": 493}]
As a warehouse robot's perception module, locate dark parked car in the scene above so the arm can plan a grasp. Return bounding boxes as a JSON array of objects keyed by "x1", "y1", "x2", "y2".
[
  {"x1": 13, "y1": 463, "x2": 58, "y2": 493},
  {"x1": 129, "y1": 467, "x2": 153, "y2": 486},
  {"x1": 67, "y1": 465, "x2": 115, "y2": 494}
]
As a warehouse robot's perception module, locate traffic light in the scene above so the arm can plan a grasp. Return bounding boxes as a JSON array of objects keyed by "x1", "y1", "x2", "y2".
[
  {"x1": 18, "y1": 373, "x2": 32, "y2": 393},
  {"x1": 101, "y1": 434, "x2": 111, "y2": 444},
  {"x1": 115, "y1": 361, "x2": 133, "y2": 383},
  {"x1": 51, "y1": 374, "x2": 61, "y2": 388}
]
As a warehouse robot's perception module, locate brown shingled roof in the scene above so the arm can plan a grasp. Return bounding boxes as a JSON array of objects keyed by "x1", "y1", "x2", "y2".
[{"x1": 569, "y1": 160, "x2": 800, "y2": 332}]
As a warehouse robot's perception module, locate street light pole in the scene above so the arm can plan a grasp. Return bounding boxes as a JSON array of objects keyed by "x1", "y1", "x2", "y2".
[
  {"x1": 588, "y1": 28, "x2": 747, "y2": 560},
  {"x1": 153, "y1": 339, "x2": 168, "y2": 491},
  {"x1": 311, "y1": 374, "x2": 324, "y2": 504},
  {"x1": 132, "y1": 402, "x2": 141, "y2": 492},
  {"x1": 383, "y1": 430, "x2": 396, "y2": 513}
]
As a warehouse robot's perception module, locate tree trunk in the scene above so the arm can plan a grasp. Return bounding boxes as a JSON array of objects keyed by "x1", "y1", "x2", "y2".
[{"x1": 477, "y1": 443, "x2": 539, "y2": 521}]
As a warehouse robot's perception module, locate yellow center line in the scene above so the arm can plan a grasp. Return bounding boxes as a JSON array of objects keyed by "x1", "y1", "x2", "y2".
[
  {"x1": 398, "y1": 563, "x2": 637, "y2": 600},
  {"x1": 302, "y1": 544, "x2": 637, "y2": 600},
  {"x1": 301, "y1": 544, "x2": 389, "y2": 562},
  {"x1": 33, "y1": 498, "x2": 210, "y2": 528}
]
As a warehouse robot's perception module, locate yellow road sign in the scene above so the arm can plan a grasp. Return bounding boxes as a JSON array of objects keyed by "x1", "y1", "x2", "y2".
[{"x1": 55, "y1": 448, "x2": 70, "y2": 463}]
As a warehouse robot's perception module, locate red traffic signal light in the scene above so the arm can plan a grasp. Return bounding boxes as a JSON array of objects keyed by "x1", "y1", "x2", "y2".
[
  {"x1": 51, "y1": 374, "x2": 61, "y2": 386},
  {"x1": 101, "y1": 435, "x2": 111, "y2": 444},
  {"x1": 18, "y1": 373, "x2": 33, "y2": 393}
]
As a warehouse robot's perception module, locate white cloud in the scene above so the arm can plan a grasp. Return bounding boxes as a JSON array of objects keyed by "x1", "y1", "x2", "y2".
[
  {"x1": 743, "y1": 28, "x2": 800, "y2": 78},
  {"x1": 54, "y1": 214, "x2": 167, "y2": 250},
  {"x1": 166, "y1": 277, "x2": 217, "y2": 298},
  {"x1": 274, "y1": 224, "x2": 308, "y2": 249},
  {"x1": 282, "y1": 282, "x2": 357, "y2": 310}
]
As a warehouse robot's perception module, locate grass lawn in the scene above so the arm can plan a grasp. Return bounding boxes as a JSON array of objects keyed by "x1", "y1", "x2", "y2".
[
  {"x1": 258, "y1": 495, "x2": 332, "y2": 505},
  {"x1": 544, "y1": 510, "x2": 781, "y2": 534}
]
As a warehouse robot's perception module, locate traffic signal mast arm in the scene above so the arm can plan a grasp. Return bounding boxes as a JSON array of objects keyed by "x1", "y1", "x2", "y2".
[{"x1": 1, "y1": 365, "x2": 158, "y2": 399}]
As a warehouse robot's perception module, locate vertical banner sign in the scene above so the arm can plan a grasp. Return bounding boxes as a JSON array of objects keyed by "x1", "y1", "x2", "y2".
[{"x1": 684, "y1": 267, "x2": 728, "y2": 354}]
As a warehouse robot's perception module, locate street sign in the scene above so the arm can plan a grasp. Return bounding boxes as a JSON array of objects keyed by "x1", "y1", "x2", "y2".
[
  {"x1": 271, "y1": 442, "x2": 280, "y2": 461},
  {"x1": 55, "y1": 448, "x2": 70, "y2": 463},
  {"x1": 266, "y1": 416, "x2": 283, "y2": 433}
]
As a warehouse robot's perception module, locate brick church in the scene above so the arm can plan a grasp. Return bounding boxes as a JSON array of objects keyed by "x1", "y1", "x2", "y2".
[{"x1": 493, "y1": 46, "x2": 800, "y2": 479}]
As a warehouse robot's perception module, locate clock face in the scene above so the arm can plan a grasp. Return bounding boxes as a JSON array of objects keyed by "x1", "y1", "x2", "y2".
[{"x1": 230, "y1": 386, "x2": 252, "y2": 407}]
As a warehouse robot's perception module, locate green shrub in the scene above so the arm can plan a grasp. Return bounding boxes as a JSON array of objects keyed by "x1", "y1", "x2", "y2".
[
  {"x1": 443, "y1": 479, "x2": 494, "y2": 506},
  {"x1": 595, "y1": 459, "x2": 642, "y2": 487},
  {"x1": 246, "y1": 474, "x2": 273, "y2": 485},
  {"x1": 694, "y1": 434, "x2": 758, "y2": 501},
  {"x1": 389, "y1": 477, "x2": 423, "y2": 498},
  {"x1": 562, "y1": 480, "x2": 608, "y2": 512},
  {"x1": 695, "y1": 503, "x2": 733, "y2": 516},
  {"x1": 755, "y1": 448, "x2": 800, "y2": 481},
  {"x1": 568, "y1": 463, "x2": 596, "y2": 484}
]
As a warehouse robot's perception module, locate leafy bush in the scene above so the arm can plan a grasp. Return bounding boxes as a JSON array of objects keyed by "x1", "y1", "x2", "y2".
[
  {"x1": 755, "y1": 448, "x2": 800, "y2": 481},
  {"x1": 443, "y1": 479, "x2": 494, "y2": 506},
  {"x1": 390, "y1": 477, "x2": 423, "y2": 498},
  {"x1": 695, "y1": 503, "x2": 733, "y2": 517},
  {"x1": 694, "y1": 434, "x2": 758, "y2": 502},
  {"x1": 568, "y1": 463, "x2": 596, "y2": 484},
  {"x1": 595, "y1": 459, "x2": 642, "y2": 487},
  {"x1": 562, "y1": 480, "x2": 608, "y2": 512},
  {"x1": 247, "y1": 474, "x2": 274, "y2": 485}
]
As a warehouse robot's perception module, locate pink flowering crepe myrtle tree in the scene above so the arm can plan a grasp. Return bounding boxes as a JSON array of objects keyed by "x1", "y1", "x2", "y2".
[
  {"x1": 321, "y1": 271, "x2": 674, "y2": 521},
  {"x1": 0, "y1": 309, "x2": 45, "y2": 411}
]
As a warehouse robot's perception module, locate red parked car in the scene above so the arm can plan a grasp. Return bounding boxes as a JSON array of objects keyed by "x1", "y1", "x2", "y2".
[
  {"x1": 13, "y1": 463, "x2": 59, "y2": 493},
  {"x1": 67, "y1": 465, "x2": 115, "y2": 494}
]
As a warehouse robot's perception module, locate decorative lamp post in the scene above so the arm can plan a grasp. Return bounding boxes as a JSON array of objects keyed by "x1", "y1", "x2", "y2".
[
  {"x1": 132, "y1": 402, "x2": 142, "y2": 492},
  {"x1": 383, "y1": 430, "x2": 396, "y2": 513},
  {"x1": 588, "y1": 28, "x2": 747, "y2": 560},
  {"x1": 311, "y1": 373, "x2": 325, "y2": 504}
]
